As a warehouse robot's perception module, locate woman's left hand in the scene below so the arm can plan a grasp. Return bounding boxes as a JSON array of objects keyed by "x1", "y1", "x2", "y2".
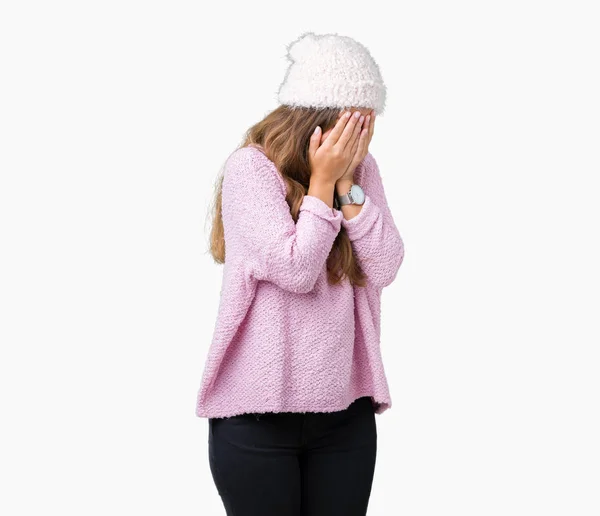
[{"x1": 336, "y1": 110, "x2": 375, "y2": 184}]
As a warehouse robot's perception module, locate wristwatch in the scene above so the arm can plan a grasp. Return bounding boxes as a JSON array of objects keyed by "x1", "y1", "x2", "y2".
[{"x1": 335, "y1": 183, "x2": 365, "y2": 209}]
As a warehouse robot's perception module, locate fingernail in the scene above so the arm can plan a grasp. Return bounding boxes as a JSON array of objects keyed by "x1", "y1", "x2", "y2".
[
  {"x1": 345, "y1": 111, "x2": 351, "y2": 118},
  {"x1": 359, "y1": 115, "x2": 365, "y2": 124},
  {"x1": 314, "y1": 126, "x2": 320, "y2": 134},
  {"x1": 354, "y1": 111, "x2": 360, "y2": 118}
]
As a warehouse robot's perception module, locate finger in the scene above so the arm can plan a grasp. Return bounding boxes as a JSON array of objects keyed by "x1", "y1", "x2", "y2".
[
  {"x1": 349, "y1": 124, "x2": 361, "y2": 159},
  {"x1": 323, "y1": 110, "x2": 352, "y2": 147},
  {"x1": 368, "y1": 112, "x2": 375, "y2": 143},
  {"x1": 347, "y1": 115, "x2": 364, "y2": 154},
  {"x1": 336, "y1": 111, "x2": 362, "y2": 150},
  {"x1": 356, "y1": 123, "x2": 370, "y2": 159},
  {"x1": 349, "y1": 126, "x2": 367, "y2": 171},
  {"x1": 308, "y1": 125, "x2": 321, "y2": 159},
  {"x1": 320, "y1": 127, "x2": 332, "y2": 145},
  {"x1": 347, "y1": 117, "x2": 367, "y2": 166},
  {"x1": 362, "y1": 114, "x2": 372, "y2": 147}
]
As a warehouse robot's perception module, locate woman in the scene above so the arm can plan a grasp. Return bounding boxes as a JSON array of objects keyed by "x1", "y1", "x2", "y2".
[{"x1": 195, "y1": 31, "x2": 405, "y2": 515}]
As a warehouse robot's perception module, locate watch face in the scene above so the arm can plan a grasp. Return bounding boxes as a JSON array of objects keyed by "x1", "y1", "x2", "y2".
[{"x1": 350, "y1": 184, "x2": 365, "y2": 205}]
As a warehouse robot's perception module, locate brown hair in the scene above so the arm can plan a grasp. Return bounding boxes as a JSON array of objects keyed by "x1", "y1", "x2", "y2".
[{"x1": 207, "y1": 104, "x2": 367, "y2": 287}]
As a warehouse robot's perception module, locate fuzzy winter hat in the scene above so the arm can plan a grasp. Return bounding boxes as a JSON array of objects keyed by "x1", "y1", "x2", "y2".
[{"x1": 277, "y1": 31, "x2": 387, "y2": 115}]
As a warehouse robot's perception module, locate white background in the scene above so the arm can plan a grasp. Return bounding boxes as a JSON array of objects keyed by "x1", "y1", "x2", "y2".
[{"x1": 1, "y1": 1, "x2": 599, "y2": 514}]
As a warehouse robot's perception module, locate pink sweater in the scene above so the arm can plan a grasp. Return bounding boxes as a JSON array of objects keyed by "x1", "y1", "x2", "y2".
[{"x1": 195, "y1": 145, "x2": 404, "y2": 418}]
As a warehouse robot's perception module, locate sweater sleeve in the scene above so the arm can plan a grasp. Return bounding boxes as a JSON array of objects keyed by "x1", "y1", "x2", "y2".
[
  {"x1": 341, "y1": 152, "x2": 405, "y2": 290},
  {"x1": 222, "y1": 147, "x2": 343, "y2": 294}
]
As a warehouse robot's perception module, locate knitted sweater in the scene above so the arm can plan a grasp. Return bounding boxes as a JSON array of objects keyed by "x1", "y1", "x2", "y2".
[{"x1": 195, "y1": 144, "x2": 404, "y2": 418}]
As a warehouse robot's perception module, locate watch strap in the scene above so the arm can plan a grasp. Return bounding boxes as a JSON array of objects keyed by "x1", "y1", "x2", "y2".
[{"x1": 337, "y1": 191, "x2": 353, "y2": 206}]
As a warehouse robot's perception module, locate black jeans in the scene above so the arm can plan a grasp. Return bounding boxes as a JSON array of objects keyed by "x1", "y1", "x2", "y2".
[{"x1": 208, "y1": 396, "x2": 378, "y2": 516}]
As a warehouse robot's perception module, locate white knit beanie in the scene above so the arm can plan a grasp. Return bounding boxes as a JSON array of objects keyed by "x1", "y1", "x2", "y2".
[{"x1": 277, "y1": 31, "x2": 387, "y2": 115}]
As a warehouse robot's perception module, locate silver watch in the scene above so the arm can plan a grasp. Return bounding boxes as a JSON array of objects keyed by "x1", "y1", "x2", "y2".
[{"x1": 335, "y1": 183, "x2": 365, "y2": 208}]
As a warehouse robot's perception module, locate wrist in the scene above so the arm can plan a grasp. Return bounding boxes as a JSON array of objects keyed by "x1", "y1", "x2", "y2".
[
  {"x1": 335, "y1": 177, "x2": 354, "y2": 195},
  {"x1": 308, "y1": 177, "x2": 336, "y2": 209},
  {"x1": 310, "y1": 174, "x2": 337, "y2": 189}
]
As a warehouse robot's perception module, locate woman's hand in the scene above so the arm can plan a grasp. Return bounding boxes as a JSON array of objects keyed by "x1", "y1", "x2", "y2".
[
  {"x1": 308, "y1": 110, "x2": 365, "y2": 185},
  {"x1": 337, "y1": 110, "x2": 375, "y2": 184}
]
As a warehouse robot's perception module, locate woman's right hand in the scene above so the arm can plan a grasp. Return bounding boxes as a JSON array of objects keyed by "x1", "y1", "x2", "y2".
[{"x1": 308, "y1": 110, "x2": 365, "y2": 185}]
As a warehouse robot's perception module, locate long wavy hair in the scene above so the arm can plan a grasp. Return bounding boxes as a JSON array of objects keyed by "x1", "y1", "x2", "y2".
[{"x1": 207, "y1": 104, "x2": 367, "y2": 288}]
